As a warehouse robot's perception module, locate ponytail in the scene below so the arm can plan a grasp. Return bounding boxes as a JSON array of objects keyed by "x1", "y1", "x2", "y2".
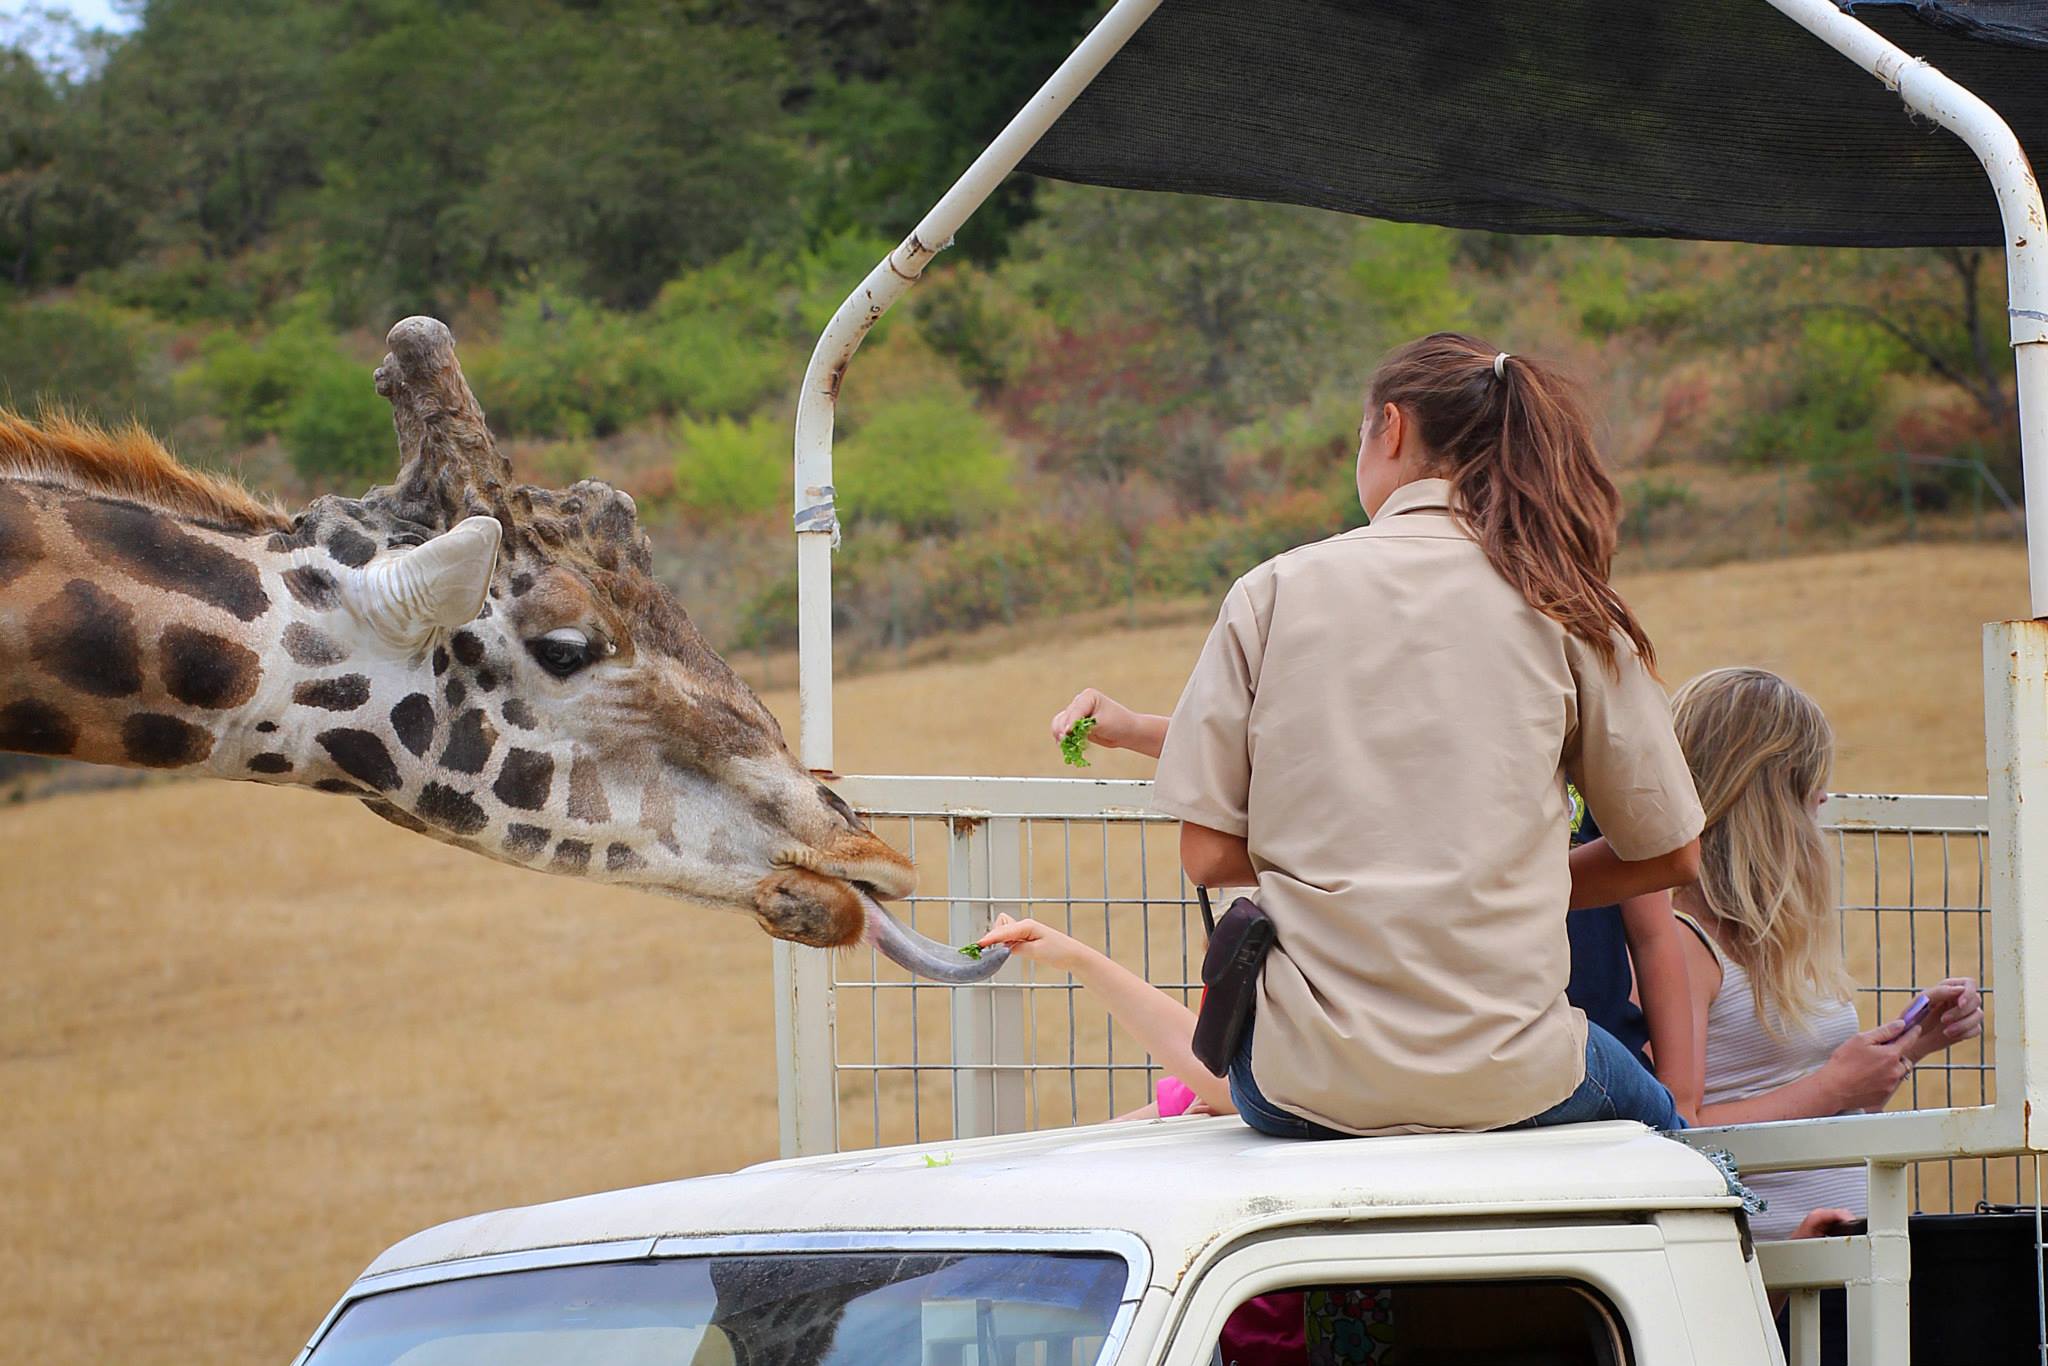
[{"x1": 1367, "y1": 332, "x2": 1653, "y2": 673}]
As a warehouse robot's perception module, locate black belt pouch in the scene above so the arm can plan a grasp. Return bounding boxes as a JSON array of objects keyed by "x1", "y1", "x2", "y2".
[{"x1": 1190, "y1": 896, "x2": 1275, "y2": 1077}]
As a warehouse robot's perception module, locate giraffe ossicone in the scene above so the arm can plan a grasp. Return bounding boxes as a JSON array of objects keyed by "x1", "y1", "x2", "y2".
[{"x1": 0, "y1": 316, "x2": 1005, "y2": 984}]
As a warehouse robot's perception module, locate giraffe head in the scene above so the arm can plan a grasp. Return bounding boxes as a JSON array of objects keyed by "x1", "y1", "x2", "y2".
[{"x1": 0, "y1": 318, "x2": 1003, "y2": 983}]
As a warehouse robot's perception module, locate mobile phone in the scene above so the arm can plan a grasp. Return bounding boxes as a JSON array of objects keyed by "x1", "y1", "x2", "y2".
[{"x1": 1898, "y1": 991, "x2": 1935, "y2": 1031}]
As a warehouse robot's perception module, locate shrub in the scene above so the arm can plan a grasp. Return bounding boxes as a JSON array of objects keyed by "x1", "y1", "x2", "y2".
[
  {"x1": 186, "y1": 302, "x2": 363, "y2": 443},
  {"x1": 0, "y1": 299, "x2": 174, "y2": 425},
  {"x1": 283, "y1": 363, "x2": 392, "y2": 484},
  {"x1": 1733, "y1": 315, "x2": 1906, "y2": 470},
  {"x1": 673, "y1": 413, "x2": 787, "y2": 519},
  {"x1": 463, "y1": 290, "x2": 656, "y2": 438},
  {"x1": 836, "y1": 388, "x2": 1013, "y2": 535}
]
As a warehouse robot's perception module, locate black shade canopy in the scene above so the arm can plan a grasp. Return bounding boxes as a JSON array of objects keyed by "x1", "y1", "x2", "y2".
[{"x1": 1019, "y1": 0, "x2": 2048, "y2": 246}]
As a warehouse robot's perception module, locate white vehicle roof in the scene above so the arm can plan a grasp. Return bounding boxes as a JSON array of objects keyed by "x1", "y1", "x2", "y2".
[{"x1": 364, "y1": 1118, "x2": 1735, "y2": 1291}]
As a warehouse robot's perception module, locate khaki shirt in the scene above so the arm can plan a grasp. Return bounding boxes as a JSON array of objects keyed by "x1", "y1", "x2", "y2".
[{"x1": 1152, "y1": 478, "x2": 1703, "y2": 1135}]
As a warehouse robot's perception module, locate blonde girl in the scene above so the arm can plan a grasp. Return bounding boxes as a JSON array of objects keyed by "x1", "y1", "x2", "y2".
[{"x1": 1670, "y1": 668, "x2": 1982, "y2": 1239}]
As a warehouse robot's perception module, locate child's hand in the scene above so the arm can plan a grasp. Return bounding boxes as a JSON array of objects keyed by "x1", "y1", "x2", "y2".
[
  {"x1": 1051, "y1": 689, "x2": 1139, "y2": 751},
  {"x1": 1904, "y1": 978, "x2": 1983, "y2": 1060},
  {"x1": 978, "y1": 914, "x2": 1087, "y2": 973}
]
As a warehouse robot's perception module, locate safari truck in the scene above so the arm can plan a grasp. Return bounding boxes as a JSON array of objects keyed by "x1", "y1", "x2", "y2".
[
  {"x1": 292, "y1": 1119, "x2": 1773, "y2": 1365},
  {"x1": 298, "y1": 2, "x2": 2048, "y2": 1364}
]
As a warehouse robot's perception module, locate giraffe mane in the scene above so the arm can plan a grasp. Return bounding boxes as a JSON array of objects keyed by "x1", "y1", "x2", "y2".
[{"x1": 0, "y1": 408, "x2": 290, "y2": 536}]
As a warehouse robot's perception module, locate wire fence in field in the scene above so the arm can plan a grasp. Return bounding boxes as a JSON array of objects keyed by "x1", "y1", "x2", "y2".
[{"x1": 817, "y1": 782, "x2": 2018, "y2": 1215}]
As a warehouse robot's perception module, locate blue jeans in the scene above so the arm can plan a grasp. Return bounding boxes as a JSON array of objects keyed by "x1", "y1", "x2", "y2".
[{"x1": 1227, "y1": 1013, "x2": 1686, "y2": 1138}]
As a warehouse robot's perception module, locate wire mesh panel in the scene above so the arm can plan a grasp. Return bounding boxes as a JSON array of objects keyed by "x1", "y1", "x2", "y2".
[
  {"x1": 1826, "y1": 794, "x2": 2033, "y2": 1213},
  {"x1": 807, "y1": 781, "x2": 2014, "y2": 1213}
]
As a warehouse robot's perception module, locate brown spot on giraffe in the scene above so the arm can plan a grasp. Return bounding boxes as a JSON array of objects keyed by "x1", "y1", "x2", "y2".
[
  {"x1": 317, "y1": 729, "x2": 401, "y2": 791},
  {"x1": 159, "y1": 625, "x2": 261, "y2": 710},
  {"x1": 503, "y1": 823, "x2": 550, "y2": 859},
  {"x1": 439, "y1": 708, "x2": 497, "y2": 774},
  {"x1": 30, "y1": 579, "x2": 142, "y2": 698},
  {"x1": 67, "y1": 498, "x2": 270, "y2": 622},
  {"x1": 293, "y1": 674, "x2": 372, "y2": 711},
  {"x1": 282, "y1": 565, "x2": 340, "y2": 611},
  {"x1": 567, "y1": 752, "x2": 610, "y2": 822},
  {"x1": 416, "y1": 781, "x2": 487, "y2": 835},
  {"x1": 282, "y1": 622, "x2": 348, "y2": 666},
  {"x1": 493, "y1": 749, "x2": 553, "y2": 809},
  {"x1": 122, "y1": 712, "x2": 212, "y2": 768},
  {"x1": 390, "y1": 693, "x2": 435, "y2": 757},
  {"x1": 0, "y1": 698, "x2": 77, "y2": 755}
]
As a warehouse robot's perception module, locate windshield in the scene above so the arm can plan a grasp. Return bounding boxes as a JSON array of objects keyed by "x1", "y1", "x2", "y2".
[{"x1": 306, "y1": 1250, "x2": 1131, "y2": 1366}]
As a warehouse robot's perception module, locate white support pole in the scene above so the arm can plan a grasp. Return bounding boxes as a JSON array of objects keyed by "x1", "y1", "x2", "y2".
[
  {"x1": 1987, "y1": 621, "x2": 2048, "y2": 1149},
  {"x1": 774, "y1": 0, "x2": 1165, "y2": 1158},
  {"x1": 1762, "y1": 0, "x2": 2048, "y2": 614},
  {"x1": 1847, "y1": 1164, "x2": 1912, "y2": 1366}
]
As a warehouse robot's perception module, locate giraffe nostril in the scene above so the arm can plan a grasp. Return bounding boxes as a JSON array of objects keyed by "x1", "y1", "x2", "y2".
[{"x1": 818, "y1": 783, "x2": 863, "y2": 832}]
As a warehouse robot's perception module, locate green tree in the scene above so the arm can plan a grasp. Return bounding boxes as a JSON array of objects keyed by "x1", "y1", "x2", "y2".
[{"x1": 477, "y1": 9, "x2": 801, "y2": 308}]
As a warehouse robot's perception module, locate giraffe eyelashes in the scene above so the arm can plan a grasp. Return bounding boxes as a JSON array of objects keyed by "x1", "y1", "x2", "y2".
[{"x1": 528, "y1": 628, "x2": 597, "y2": 678}]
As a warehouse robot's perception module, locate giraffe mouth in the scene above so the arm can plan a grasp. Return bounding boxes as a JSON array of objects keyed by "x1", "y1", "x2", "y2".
[{"x1": 854, "y1": 885, "x2": 1010, "y2": 984}]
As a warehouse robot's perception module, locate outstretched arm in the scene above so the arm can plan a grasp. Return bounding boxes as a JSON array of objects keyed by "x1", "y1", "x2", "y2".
[
  {"x1": 1049, "y1": 689, "x2": 1170, "y2": 759},
  {"x1": 979, "y1": 914, "x2": 1234, "y2": 1112}
]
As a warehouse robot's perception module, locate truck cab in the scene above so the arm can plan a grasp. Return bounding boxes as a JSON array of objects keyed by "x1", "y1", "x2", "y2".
[{"x1": 296, "y1": 1117, "x2": 1781, "y2": 1365}]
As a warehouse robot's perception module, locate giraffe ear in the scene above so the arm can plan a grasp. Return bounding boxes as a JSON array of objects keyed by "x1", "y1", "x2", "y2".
[{"x1": 343, "y1": 515, "x2": 503, "y2": 653}]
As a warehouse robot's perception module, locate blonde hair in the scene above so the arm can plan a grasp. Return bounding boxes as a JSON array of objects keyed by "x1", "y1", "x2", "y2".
[{"x1": 1672, "y1": 667, "x2": 1851, "y2": 1032}]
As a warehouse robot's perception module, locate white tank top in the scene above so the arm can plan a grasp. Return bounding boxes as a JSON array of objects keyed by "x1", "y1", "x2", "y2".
[{"x1": 1682, "y1": 913, "x2": 1868, "y2": 1240}]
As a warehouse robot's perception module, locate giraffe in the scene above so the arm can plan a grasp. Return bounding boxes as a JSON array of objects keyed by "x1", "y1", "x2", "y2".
[{"x1": 0, "y1": 316, "x2": 1004, "y2": 984}]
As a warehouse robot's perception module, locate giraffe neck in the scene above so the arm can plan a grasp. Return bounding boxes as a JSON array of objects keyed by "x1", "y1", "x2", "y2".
[{"x1": 0, "y1": 478, "x2": 371, "y2": 787}]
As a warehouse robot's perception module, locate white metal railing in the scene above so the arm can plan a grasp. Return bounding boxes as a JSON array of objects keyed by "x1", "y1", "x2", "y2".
[{"x1": 777, "y1": 785, "x2": 2028, "y2": 1195}]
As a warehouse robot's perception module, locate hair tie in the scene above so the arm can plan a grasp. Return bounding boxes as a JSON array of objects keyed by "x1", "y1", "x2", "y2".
[{"x1": 1493, "y1": 351, "x2": 1512, "y2": 380}]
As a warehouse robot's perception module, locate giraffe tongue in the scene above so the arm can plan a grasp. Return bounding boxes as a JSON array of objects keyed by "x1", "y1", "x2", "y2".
[{"x1": 857, "y1": 888, "x2": 1010, "y2": 984}]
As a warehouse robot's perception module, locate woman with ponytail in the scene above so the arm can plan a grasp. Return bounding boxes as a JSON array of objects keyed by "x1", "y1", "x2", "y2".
[{"x1": 1053, "y1": 333, "x2": 1705, "y2": 1136}]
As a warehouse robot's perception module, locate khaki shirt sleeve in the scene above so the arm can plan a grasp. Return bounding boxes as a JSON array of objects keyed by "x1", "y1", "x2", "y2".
[
  {"x1": 1564, "y1": 635, "x2": 1705, "y2": 861},
  {"x1": 1151, "y1": 577, "x2": 1267, "y2": 837}
]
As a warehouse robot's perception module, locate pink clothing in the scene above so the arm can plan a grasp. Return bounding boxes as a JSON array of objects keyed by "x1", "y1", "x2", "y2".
[{"x1": 1156, "y1": 1075, "x2": 1199, "y2": 1117}]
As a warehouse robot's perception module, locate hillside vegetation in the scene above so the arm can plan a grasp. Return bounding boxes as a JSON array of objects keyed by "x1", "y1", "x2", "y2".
[{"x1": 0, "y1": 2, "x2": 2028, "y2": 666}]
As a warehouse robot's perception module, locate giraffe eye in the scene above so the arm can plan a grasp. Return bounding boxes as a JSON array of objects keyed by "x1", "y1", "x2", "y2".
[{"x1": 528, "y1": 629, "x2": 594, "y2": 678}]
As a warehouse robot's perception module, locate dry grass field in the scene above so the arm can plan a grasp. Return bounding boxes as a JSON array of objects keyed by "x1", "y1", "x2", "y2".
[{"x1": 0, "y1": 539, "x2": 2030, "y2": 1363}]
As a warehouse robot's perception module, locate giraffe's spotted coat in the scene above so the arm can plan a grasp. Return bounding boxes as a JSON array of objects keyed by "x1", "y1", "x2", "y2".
[
  {"x1": 324, "y1": 525, "x2": 377, "y2": 568},
  {"x1": 503, "y1": 823, "x2": 550, "y2": 858},
  {"x1": 282, "y1": 623, "x2": 348, "y2": 667},
  {"x1": 390, "y1": 694, "x2": 435, "y2": 757},
  {"x1": 69, "y1": 498, "x2": 269, "y2": 621},
  {"x1": 493, "y1": 749, "x2": 553, "y2": 809},
  {"x1": 31, "y1": 579, "x2": 142, "y2": 698},
  {"x1": 416, "y1": 781, "x2": 487, "y2": 835},
  {"x1": 317, "y1": 728, "x2": 401, "y2": 791},
  {"x1": 0, "y1": 698, "x2": 76, "y2": 754},
  {"x1": 567, "y1": 753, "x2": 609, "y2": 823},
  {"x1": 550, "y1": 839, "x2": 592, "y2": 873},
  {"x1": 282, "y1": 565, "x2": 340, "y2": 611},
  {"x1": 122, "y1": 712, "x2": 211, "y2": 767},
  {"x1": 439, "y1": 708, "x2": 496, "y2": 774},
  {"x1": 294, "y1": 674, "x2": 372, "y2": 711},
  {"x1": 160, "y1": 625, "x2": 261, "y2": 710}
]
